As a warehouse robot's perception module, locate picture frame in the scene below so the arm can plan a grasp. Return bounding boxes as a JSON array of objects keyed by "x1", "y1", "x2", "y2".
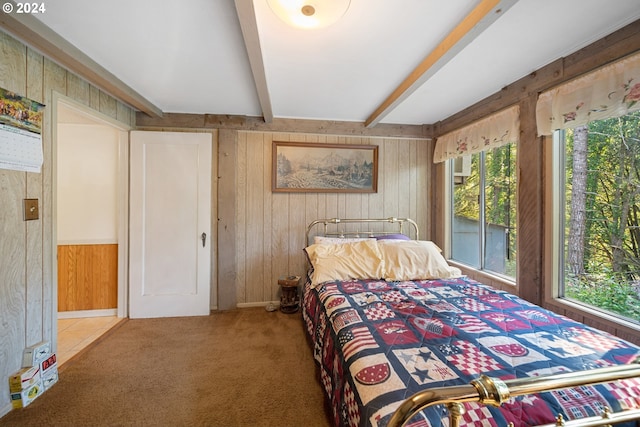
[{"x1": 272, "y1": 142, "x2": 378, "y2": 193}]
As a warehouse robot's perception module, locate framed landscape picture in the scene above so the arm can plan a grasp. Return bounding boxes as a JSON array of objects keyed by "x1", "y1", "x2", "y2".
[{"x1": 272, "y1": 142, "x2": 378, "y2": 193}]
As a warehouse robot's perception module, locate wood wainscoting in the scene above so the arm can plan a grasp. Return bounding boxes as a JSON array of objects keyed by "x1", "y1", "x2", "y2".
[{"x1": 57, "y1": 244, "x2": 118, "y2": 311}]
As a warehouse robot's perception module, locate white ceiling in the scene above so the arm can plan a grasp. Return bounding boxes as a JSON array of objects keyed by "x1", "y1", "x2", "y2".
[{"x1": 32, "y1": 0, "x2": 640, "y2": 126}]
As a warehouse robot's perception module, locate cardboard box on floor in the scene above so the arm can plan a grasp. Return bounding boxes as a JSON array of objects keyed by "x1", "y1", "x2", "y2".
[
  {"x1": 8, "y1": 365, "x2": 40, "y2": 393},
  {"x1": 42, "y1": 367, "x2": 58, "y2": 390},
  {"x1": 40, "y1": 354, "x2": 58, "y2": 390},
  {"x1": 10, "y1": 379, "x2": 43, "y2": 408},
  {"x1": 22, "y1": 341, "x2": 51, "y2": 367},
  {"x1": 9, "y1": 365, "x2": 43, "y2": 408},
  {"x1": 39, "y1": 353, "x2": 57, "y2": 376},
  {"x1": 7, "y1": 340, "x2": 59, "y2": 408}
]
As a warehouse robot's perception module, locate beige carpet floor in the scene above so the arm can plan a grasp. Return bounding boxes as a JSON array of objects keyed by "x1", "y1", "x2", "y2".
[{"x1": 0, "y1": 308, "x2": 332, "y2": 427}]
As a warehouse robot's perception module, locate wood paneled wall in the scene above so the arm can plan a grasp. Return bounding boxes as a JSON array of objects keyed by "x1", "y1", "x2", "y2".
[
  {"x1": 232, "y1": 131, "x2": 431, "y2": 306},
  {"x1": 57, "y1": 244, "x2": 118, "y2": 311},
  {"x1": 0, "y1": 30, "x2": 134, "y2": 416}
]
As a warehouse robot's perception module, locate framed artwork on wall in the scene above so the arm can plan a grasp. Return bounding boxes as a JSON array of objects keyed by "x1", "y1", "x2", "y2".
[{"x1": 272, "y1": 142, "x2": 378, "y2": 193}]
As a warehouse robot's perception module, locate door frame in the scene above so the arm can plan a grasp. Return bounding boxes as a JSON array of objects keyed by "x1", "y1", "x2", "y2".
[{"x1": 52, "y1": 92, "x2": 131, "y2": 322}]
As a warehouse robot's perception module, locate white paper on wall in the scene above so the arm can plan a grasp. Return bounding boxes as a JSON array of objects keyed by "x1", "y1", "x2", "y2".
[{"x1": 0, "y1": 123, "x2": 43, "y2": 173}]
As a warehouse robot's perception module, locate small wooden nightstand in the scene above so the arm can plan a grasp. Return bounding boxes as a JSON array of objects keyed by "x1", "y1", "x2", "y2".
[{"x1": 278, "y1": 275, "x2": 300, "y2": 313}]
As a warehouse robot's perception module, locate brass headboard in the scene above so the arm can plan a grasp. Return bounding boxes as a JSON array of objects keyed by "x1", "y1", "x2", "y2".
[{"x1": 306, "y1": 217, "x2": 419, "y2": 246}]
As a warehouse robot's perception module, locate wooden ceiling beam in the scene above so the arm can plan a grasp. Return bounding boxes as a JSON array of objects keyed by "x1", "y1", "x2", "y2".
[
  {"x1": 365, "y1": 0, "x2": 518, "y2": 128},
  {"x1": 0, "y1": 2, "x2": 163, "y2": 118},
  {"x1": 234, "y1": 0, "x2": 274, "y2": 123},
  {"x1": 136, "y1": 112, "x2": 433, "y2": 139}
]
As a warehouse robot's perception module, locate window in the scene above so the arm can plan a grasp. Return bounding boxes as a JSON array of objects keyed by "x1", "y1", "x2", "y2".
[
  {"x1": 435, "y1": 106, "x2": 519, "y2": 280},
  {"x1": 556, "y1": 111, "x2": 640, "y2": 323},
  {"x1": 450, "y1": 142, "x2": 517, "y2": 279},
  {"x1": 537, "y1": 52, "x2": 640, "y2": 326}
]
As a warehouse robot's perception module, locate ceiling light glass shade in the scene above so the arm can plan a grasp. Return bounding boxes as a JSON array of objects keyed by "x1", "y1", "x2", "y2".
[{"x1": 267, "y1": 0, "x2": 351, "y2": 29}]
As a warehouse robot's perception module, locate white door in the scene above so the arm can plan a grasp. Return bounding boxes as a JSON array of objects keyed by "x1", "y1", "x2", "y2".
[{"x1": 129, "y1": 131, "x2": 211, "y2": 318}]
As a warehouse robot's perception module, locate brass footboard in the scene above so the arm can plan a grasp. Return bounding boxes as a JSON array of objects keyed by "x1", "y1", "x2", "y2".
[{"x1": 388, "y1": 360, "x2": 640, "y2": 427}]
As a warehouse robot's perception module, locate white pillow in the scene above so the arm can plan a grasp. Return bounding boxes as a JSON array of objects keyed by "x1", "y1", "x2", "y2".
[
  {"x1": 305, "y1": 240, "x2": 384, "y2": 287},
  {"x1": 378, "y1": 240, "x2": 462, "y2": 281}
]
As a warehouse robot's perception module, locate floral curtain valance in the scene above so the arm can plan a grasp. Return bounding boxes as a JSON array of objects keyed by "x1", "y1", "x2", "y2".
[
  {"x1": 433, "y1": 105, "x2": 520, "y2": 163},
  {"x1": 536, "y1": 53, "x2": 640, "y2": 136}
]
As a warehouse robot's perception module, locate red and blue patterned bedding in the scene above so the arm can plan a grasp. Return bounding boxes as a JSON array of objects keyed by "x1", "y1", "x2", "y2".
[{"x1": 302, "y1": 275, "x2": 640, "y2": 427}]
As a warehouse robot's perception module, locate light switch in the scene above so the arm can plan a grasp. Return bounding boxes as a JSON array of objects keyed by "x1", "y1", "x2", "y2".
[{"x1": 24, "y1": 199, "x2": 39, "y2": 221}]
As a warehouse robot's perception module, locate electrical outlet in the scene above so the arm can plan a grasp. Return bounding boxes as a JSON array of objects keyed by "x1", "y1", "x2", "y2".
[{"x1": 24, "y1": 199, "x2": 39, "y2": 221}]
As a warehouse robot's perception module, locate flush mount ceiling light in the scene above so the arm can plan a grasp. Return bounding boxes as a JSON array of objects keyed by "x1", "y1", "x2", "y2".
[{"x1": 266, "y1": 0, "x2": 351, "y2": 29}]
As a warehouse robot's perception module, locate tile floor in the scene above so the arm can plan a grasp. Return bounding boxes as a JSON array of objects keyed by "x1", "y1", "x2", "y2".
[{"x1": 57, "y1": 316, "x2": 122, "y2": 366}]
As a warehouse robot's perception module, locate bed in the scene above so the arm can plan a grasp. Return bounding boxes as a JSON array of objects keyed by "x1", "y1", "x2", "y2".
[{"x1": 302, "y1": 218, "x2": 640, "y2": 427}]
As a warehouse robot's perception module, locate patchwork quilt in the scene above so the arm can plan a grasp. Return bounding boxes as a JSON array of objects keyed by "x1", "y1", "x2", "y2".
[{"x1": 302, "y1": 276, "x2": 640, "y2": 427}]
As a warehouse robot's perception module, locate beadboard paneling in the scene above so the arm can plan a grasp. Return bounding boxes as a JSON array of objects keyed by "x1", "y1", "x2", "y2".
[
  {"x1": 234, "y1": 131, "x2": 431, "y2": 305},
  {"x1": 57, "y1": 244, "x2": 118, "y2": 311}
]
